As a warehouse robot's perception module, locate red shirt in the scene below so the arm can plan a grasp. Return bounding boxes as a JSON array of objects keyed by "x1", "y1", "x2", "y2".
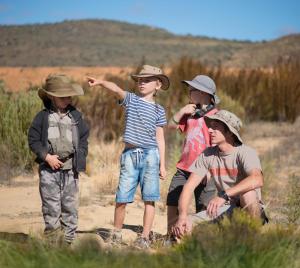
[{"x1": 176, "y1": 108, "x2": 218, "y2": 172}]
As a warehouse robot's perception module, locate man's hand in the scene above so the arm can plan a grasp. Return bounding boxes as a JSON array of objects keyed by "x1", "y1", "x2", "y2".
[
  {"x1": 159, "y1": 166, "x2": 167, "y2": 180},
  {"x1": 45, "y1": 154, "x2": 63, "y2": 170},
  {"x1": 172, "y1": 215, "x2": 192, "y2": 238},
  {"x1": 206, "y1": 196, "x2": 226, "y2": 218}
]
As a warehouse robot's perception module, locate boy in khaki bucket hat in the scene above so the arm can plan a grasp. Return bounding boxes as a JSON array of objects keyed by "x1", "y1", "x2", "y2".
[
  {"x1": 87, "y1": 65, "x2": 169, "y2": 249},
  {"x1": 28, "y1": 74, "x2": 89, "y2": 244},
  {"x1": 172, "y1": 110, "x2": 268, "y2": 239}
]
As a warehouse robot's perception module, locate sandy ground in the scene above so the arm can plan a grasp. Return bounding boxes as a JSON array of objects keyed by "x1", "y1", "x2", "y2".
[{"x1": 0, "y1": 173, "x2": 167, "y2": 244}]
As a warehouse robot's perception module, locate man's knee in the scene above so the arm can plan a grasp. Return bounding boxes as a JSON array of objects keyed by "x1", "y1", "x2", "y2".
[{"x1": 240, "y1": 190, "x2": 261, "y2": 218}]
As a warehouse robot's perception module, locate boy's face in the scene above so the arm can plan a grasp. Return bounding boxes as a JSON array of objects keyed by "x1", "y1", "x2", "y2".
[
  {"x1": 189, "y1": 86, "x2": 212, "y2": 106},
  {"x1": 136, "y1": 77, "x2": 161, "y2": 97},
  {"x1": 51, "y1": 96, "x2": 72, "y2": 110}
]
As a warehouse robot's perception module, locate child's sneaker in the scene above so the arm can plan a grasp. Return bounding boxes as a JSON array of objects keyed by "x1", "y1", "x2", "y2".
[
  {"x1": 106, "y1": 229, "x2": 122, "y2": 246},
  {"x1": 133, "y1": 235, "x2": 150, "y2": 249}
]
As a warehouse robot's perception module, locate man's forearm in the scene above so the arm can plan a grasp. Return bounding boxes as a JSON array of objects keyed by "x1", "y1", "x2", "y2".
[{"x1": 226, "y1": 169, "x2": 263, "y2": 198}]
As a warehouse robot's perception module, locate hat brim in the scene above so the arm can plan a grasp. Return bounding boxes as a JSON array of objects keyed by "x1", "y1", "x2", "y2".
[
  {"x1": 182, "y1": 80, "x2": 220, "y2": 104},
  {"x1": 204, "y1": 115, "x2": 243, "y2": 144},
  {"x1": 131, "y1": 74, "x2": 170, "y2": 90},
  {"x1": 38, "y1": 84, "x2": 84, "y2": 100}
]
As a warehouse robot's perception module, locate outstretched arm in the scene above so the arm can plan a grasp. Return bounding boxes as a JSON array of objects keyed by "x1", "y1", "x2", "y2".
[{"x1": 87, "y1": 77, "x2": 126, "y2": 100}]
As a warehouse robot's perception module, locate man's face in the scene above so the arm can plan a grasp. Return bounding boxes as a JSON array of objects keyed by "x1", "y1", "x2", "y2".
[
  {"x1": 208, "y1": 120, "x2": 227, "y2": 145},
  {"x1": 136, "y1": 77, "x2": 161, "y2": 96}
]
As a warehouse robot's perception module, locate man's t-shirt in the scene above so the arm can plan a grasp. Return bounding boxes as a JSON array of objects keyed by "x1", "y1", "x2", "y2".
[
  {"x1": 189, "y1": 144, "x2": 262, "y2": 200},
  {"x1": 176, "y1": 108, "x2": 217, "y2": 172}
]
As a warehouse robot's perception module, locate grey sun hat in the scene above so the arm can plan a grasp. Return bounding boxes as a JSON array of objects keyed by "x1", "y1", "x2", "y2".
[
  {"x1": 131, "y1": 65, "x2": 170, "y2": 90},
  {"x1": 204, "y1": 110, "x2": 243, "y2": 143},
  {"x1": 182, "y1": 75, "x2": 220, "y2": 104},
  {"x1": 38, "y1": 74, "x2": 84, "y2": 101}
]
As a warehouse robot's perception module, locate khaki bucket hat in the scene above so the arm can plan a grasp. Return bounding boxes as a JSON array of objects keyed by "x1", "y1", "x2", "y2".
[
  {"x1": 131, "y1": 65, "x2": 170, "y2": 90},
  {"x1": 182, "y1": 75, "x2": 220, "y2": 104},
  {"x1": 38, "y1": 74, "x2": 84, "y2": 100},
  {"x1": 204, "y1": 110, "x2": 243, "y2": 143}
]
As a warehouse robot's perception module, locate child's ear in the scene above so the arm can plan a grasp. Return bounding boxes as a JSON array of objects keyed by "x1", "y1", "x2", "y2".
[{"x1": 156, "y1": 79, "x2": 162, "y2": 90}]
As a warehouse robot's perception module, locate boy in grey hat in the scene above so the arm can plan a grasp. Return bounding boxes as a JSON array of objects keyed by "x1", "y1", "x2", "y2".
[
  {"x1": 172, "y1": 110, "x2": 268, "y2": 238},
  {"x1": 28, "y1": 74, "x2": 89, "y2": 244},
  {"x1": 167, "y1": 75, "x2": 219, "y2": 233}
]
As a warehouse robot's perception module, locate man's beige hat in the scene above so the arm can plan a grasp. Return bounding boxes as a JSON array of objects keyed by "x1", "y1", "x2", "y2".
[
  {"x1": 38, "y1": 74, "x2": 84, "y2": 100},
  {"x1": 131, "y1": 65, "x2": 170, "y2": 90},
  {"x1": 204, "y1": 110, "x2": 243, "y2": 143}
]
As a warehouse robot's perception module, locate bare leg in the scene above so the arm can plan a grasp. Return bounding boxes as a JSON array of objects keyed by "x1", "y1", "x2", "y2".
[
  {"x1": 114, "y1": 202, "x2": 127, "y2": 229},
  {"x1": 240, "y1": 190, "x2": 261, "y2": 219},
  {"x1": 142, "y1": 201, "x2": 155, "y2": 238},
  {"x1": 167, "y1": 206, "x2": 178, "y2": 233}
]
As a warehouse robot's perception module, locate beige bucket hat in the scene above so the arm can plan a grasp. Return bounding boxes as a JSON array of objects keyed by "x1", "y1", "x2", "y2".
[
  {"x1": 38, "y1": 74, "x2": 84, "y2": 101},
  {"x1": 131, "y1": 65, "x2": 170, "y2": 90},
  {"x1": 204, "y1": 110, "x2": 243, "y2": 143}
]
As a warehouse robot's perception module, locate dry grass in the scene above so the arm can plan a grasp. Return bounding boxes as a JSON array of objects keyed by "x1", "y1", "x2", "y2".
[{"x1": 0, "y1": 66, "x2": 132, "y2": 91}]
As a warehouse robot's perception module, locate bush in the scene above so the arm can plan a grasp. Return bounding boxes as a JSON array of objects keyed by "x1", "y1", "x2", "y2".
[{"x1": 0, "y1": 84, "x2": 42, "y2": 182}]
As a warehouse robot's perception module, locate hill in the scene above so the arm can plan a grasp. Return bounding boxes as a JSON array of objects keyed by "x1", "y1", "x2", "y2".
[{"x1": 0, "y1": 19, "x2": 299, "y2": 68}]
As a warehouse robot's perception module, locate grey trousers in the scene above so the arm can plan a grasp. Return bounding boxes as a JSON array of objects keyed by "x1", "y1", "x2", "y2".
[{"x1": 39, "y1": 166, "x2": 79, "y2": 243}]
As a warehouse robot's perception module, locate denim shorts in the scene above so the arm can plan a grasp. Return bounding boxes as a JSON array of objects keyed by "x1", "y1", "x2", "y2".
[{"x1": 116, "y1": 147, "x2": 160, "y2": 203}]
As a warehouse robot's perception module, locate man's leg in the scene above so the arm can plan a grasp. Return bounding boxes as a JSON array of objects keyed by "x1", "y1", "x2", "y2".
[
  {"x1": 142, "y1": 201, "x2": 155, "y2": 238},
  {"x1": 194, "y1": 176, "x2": 217, "y2": 213},
  {"x1": 240, "y1": 190, "x2": 262, "y2": 219}
]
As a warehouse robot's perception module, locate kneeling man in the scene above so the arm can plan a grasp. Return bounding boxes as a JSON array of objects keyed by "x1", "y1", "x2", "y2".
[{"x1": 173, "y1": 110, "x2": 268, "y2": 238}]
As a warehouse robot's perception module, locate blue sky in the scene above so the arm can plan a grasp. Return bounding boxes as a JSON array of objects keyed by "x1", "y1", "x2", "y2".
[{"x1": 0, "y1": 0, "x2": 299, "y2": 41}]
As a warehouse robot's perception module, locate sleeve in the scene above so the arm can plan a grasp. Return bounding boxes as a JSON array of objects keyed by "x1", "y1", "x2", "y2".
[
  {"x1": 119, "y1": 91, "x2": 133, "y2": 107},
  {"x1": 189, "y1": 150, "x2": 210, "y2": 178},
  {"x1": 28, "y1": 112, "x2": 48, "y2": 161},
  {"x1": 77, "y1": 115, "x2": 90, "y2": 172},
  {"x1": 156, "y1": 106, "x2": 167, "y2": 127},
  {"x1": 239, "y1": 146, "x2": 262, "y2": 174},
  {"x1": 178, "y1": 114, "x2": 189, "y2": 132}
]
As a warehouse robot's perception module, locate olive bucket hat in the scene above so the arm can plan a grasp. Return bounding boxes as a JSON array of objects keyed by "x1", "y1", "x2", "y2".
[
  {"x1": 38, "y1": 74, "x2": 84, "y2": 101},
  {"x1": 131, "y1": 65, "x2": 170, "y2": 90},
  {"x1": 204, "y1": 110, "x2": 243, "y2": 143},
  {"x1": 182, "y1": 75, "x2": 220, "y2": 104}
]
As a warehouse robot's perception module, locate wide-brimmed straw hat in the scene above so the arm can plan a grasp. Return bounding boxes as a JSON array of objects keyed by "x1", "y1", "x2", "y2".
[
  {"x1": 182, "y1": 75, "x2": 220, "y2": 104},
  {"x1": 204, "y1": 110, "x2": 243, "y2": 143},
  {"x1": 38, "y1": 74, "x2": 84, "y2": 100},
  {"x1": 131, "y1": 65, "x2": 170, "y2": 90}
]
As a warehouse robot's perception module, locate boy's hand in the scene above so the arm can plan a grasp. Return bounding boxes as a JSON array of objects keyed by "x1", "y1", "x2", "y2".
[
  {"x1": 87, "y1": 76, "x2": 101, "y2": 87},
  {"x1": 159, "y1": 166, "x2": 167, "y2": 180},
  {"x1": 45, "y1": 154, "x2": 63, "y2": 170},
  {"x1": 180, "y1": 104, "x2": 196, "y2": 115}
]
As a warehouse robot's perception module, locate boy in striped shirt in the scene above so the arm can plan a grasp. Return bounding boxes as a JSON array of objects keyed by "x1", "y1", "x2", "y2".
[{"x1": 87, "y1": 65, "x2": 169, "y2": 248}]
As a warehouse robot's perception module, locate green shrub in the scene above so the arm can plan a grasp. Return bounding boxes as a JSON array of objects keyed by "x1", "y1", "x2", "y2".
[{"x1": 0, "y1": 84, "x2": 42, "y2": 182}]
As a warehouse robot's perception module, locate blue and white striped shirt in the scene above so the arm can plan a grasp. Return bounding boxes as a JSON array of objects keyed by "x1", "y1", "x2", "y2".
[{"x1": 120, "y1": 92, "x2": 167, "y2": 148}]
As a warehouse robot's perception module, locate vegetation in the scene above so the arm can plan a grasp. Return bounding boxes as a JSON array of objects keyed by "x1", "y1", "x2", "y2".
[
  {"x1": 0, "y1": 19, "x2": 299, "y2": 68},
  {"x1": 0, "y1": 212, "x2": 299, "y2": 268},
  {"x1": 0, "y1": 84, "x2": 42, "y2": 182}
]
